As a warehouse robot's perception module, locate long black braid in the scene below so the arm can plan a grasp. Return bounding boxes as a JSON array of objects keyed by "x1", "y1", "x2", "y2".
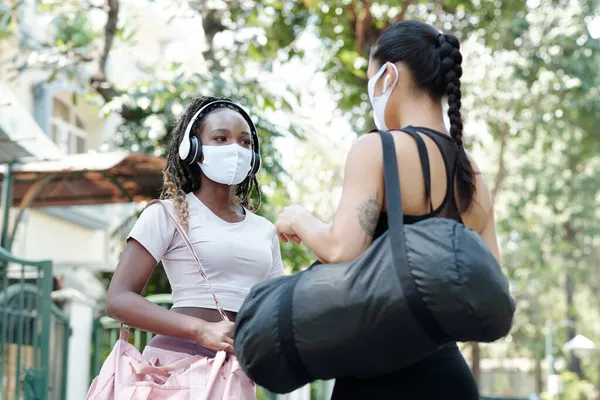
[{"x1": 437, "y1": 33, "x2": 475, "y2": 212}]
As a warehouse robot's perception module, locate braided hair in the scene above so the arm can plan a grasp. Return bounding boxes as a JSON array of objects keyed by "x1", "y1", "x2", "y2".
[
  {"x1": 371, "y1": 20, "x2": 476, "y2": 213},
  {"x1": 161, "y1": 96, "x2": 262, "y2": 230}
]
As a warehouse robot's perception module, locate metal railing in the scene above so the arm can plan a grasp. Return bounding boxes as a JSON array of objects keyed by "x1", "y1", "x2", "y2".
[
  {"x1": 91, "y1": 293, "x2": 173, "y2": 376},
  {"x1": 0, "y1": 246, "x2": 71, "y2": 400}
]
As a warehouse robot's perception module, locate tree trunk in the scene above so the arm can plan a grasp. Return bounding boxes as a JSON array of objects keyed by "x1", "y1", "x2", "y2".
[
  {"x1": 471, "y1": 342, "x2": 481, "y2": 385},
  {"x1": 88, "y1": 0, "x2": 229, "y2": 120},
  {"x1": 90, "y1": 0, "x2": 120, "y2": 103},
  {"x1": 87, "y1": 0, "x2": 146, "y2": 122},
  {"x1": 395, "y1": 0, "x2": 414, "y2": 24},
  {"x1": 199, "y1": 8, "x2": 225, "y2": 70},
  {"x1": 565, "y1": 270, "x2": 582, "y2": 377},
  {"x1": 559, "y1": 151, "x2": 583, "y2": 378},
  {"x1": 466, "y1": 123, "x2": 508, "y2": 388},
  {"x1": 534, "y1": 335, "x2": 544, "y2": 394},
  {"x1": 597, "y1": 358, "x2": 600, "y2": 398},
  {"x1": 187, "y1": 1, "x2": 229, "y2": 71},
  {"x1": 352, "y1": 0, "x2": 413, "y2": 55},
  {"x1": 596, "y1": 284, "x2": 600, "y2": 395},
  {"x1": 436, "y1": 0, "x2": 444, "y2": 14}
]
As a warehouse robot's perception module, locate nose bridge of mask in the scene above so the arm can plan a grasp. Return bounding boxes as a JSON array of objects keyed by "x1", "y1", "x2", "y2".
[
  {"x1": 233, "y1": 142, "x2": 241, "y2": 166},
  {"x1": 200, "y1": 142, "x2": 244, "y2": 160}
]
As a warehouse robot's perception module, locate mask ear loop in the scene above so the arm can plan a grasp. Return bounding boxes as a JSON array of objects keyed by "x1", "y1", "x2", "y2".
[
  {"x1": 382, "y1": 62, "x2": 399, "y2": 93},
  {"x1": 371, "y1": 62, "x2": 398, "y2": 96}
]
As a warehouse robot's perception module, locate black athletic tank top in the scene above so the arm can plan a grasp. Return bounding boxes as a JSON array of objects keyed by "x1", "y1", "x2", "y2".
[{"x1": 374, "y1": 125, "x2": 463, "y2": 238}]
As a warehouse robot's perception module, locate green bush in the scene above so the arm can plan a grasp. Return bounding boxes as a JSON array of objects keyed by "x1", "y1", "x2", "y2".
[
  {"x1": 559, "y1": 371, "x2": 595, "y2": 400},
  {"x1": 539, "y1": 371, "x2": 596, "y2": 400}
]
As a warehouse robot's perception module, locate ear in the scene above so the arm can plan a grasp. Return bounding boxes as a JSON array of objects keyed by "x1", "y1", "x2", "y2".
[
  {"x1": 383, "y1": 62, "x2": 398, "y2": 90},
  {"x1": 382, "y1": 75, "x2": 391, "y2": 92}
]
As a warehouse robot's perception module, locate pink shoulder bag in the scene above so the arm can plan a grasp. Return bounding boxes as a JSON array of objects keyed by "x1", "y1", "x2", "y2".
[{"x1": 85, "y1": 200, "x2": 256, "y2": 400}]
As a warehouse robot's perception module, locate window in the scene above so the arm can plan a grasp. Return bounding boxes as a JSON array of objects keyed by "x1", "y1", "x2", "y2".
[{"x1": 51, "y1": 97, "x2": 87, "y2": 154}]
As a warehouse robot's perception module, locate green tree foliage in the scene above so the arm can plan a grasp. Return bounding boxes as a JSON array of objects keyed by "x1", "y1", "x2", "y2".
[
  {"x1": 223, "y1": 0, "x2": 535, "y2": 132},
  {"x1": 495, "y1": 0, "x2": 600, "y2": 381}
]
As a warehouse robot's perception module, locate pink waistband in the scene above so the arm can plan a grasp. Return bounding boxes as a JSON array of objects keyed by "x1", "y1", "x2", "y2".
[{"x1": 146, "y1": 335, "x2": 217, "y2": 359}]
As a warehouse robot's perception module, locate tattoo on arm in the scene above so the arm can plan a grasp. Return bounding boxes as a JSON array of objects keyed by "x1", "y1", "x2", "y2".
[{"x1": 357, "y1": 192, "x2": 380, "y2": 239}]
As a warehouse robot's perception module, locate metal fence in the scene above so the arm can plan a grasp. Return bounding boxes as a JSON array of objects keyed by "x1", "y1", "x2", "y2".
[
  {"x1": 91, "y1": 293, "x2": 173, "y2": 377},
  {"x1": 0, "y1": 246, "x2": 71, "y2": 400}
]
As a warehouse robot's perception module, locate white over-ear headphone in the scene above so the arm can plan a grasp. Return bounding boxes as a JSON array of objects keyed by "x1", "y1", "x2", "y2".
[{"x1": 178, "y1": 100, "x2": 261, "y2": 176}]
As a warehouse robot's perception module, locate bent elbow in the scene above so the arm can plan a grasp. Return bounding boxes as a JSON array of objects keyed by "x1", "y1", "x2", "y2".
[
  {"x1": 105, "y1": 301, "x2": 116, "y2": 319},
  {"x1": 105, "y1": 294, "x2": 122, "y2": 319},
  {"x1": 320, "y1": 242, "x2": 366, "y2": 264},
  {"x1": 320, "y1": 245, "x2": 359, "y2": 264},
  {"x1": 313, "y1": 229, "x2": 366, "y2": 264}
]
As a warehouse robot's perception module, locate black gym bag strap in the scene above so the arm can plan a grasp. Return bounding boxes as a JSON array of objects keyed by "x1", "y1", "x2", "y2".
[
  {"x1": 377, "y1": 130, "x2": 448, "y2": 344},
  {"x1": 278, "y1": 274, "x2": 314, "y2": 382}
]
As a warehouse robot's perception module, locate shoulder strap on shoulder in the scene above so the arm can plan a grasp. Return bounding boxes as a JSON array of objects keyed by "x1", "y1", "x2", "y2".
[
  {"x1": 393, "y1": 127, "x2": 434, "y2": 213},
  {"x1": 145, "y1": 199, "x2": 229, "y2": 321}
]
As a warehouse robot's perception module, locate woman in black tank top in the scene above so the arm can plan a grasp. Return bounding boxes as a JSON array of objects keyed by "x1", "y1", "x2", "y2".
[{"x1": 275, "y1": 21, "x2": 501, "y2": 399}]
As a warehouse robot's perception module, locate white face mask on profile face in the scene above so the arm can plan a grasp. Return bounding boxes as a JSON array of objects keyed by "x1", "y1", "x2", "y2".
[
  {"x1": 198, "y1": 143, "x2": 253, "y2": 186},
  {"x1": 368, "y1": 63, "x2": 399, "y2": 131}
]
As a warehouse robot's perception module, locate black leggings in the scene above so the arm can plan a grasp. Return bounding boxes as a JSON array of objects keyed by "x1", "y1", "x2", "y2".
[{"x1": 331, "y1": 343, "x2": 479, "y2": 400}]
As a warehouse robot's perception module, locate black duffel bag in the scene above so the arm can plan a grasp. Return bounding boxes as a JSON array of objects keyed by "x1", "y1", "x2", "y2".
[{"x1": 234, "y1": 130, "x2": 516, "y2": 394}]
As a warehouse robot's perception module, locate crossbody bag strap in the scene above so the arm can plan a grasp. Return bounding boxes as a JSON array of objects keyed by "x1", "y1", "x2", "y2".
[{"x1": 145, "y1": 199, "x2": 229, "y2": 322}]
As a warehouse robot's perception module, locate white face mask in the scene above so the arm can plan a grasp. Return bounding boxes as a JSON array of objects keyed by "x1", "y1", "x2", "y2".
[
  {"x1": 368, "y1": 63, "x2": 399, "y2": 131},
  {"x1": 198, "y1": 143, "x2": 253, "y2": 185}
]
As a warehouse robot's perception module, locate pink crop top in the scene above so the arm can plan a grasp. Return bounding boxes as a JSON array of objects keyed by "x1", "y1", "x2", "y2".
[{"x1": 127, "y1": 193, "x2": 284, "y2": 312}]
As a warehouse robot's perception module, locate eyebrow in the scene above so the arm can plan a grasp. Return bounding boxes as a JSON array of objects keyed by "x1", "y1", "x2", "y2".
[{"x1": 211, "y1": 128, "x2": 251, "y2": 136}]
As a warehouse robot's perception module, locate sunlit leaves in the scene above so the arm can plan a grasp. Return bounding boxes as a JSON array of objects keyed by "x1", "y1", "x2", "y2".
[
  {"x1": 54, "y1": 12, "x2": 97, "y2": 49},
  {"x1": 0, "y1": 2, "x2": 16, "y2": 40}
]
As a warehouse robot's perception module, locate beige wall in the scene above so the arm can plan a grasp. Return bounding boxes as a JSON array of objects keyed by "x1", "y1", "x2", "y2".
[
  {"x1": 0, "y1": 38, "x2": 47, "y2": 110},
  {"x1": 52, "y1": 90, "x2": 105, "y2": 152},
  {"x1": 11, "y1": 210, "x2": 106, "y2": 264}
]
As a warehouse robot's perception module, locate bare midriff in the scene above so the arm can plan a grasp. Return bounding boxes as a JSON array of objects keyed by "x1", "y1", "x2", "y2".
[{"x1": 171, "y1": 306, "x2": 237, "y2": 323}]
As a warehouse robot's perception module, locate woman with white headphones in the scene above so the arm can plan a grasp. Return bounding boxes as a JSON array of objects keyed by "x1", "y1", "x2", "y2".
[{"x1": 105, "y1": 96, "x2": 284, "y2": 375}]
